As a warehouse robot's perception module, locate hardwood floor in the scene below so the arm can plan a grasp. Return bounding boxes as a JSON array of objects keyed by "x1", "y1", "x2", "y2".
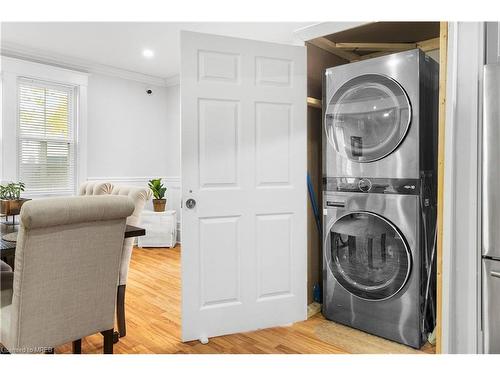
[{"x1": 57, "y1": 246, "x2": 435, "y2": 354}]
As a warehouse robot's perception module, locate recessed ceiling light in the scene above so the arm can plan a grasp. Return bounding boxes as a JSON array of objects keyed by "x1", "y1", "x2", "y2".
[{"x1": 142, "y1": 49, "x2": 155, "y2": 58}]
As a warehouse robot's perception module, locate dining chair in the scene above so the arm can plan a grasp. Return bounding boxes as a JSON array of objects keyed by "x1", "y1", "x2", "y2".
[
  {"x1": 79, "y1": 183, "x2": 152, "y2": 338},
  {"x1": 0, "y1": 195, "x2": 134, "y2": 354}
]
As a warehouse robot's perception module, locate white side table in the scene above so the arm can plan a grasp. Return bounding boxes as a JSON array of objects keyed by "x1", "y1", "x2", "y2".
[{"x1": 138, "y1": 210, "x2": 177, "y2": 248}]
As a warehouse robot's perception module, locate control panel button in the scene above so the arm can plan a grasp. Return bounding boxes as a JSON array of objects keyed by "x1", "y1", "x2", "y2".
[{"x1": 358, "y1": 178, "x2": 372, "y2": 192}]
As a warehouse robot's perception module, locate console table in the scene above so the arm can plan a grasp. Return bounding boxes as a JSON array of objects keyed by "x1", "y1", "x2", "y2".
[{"x1": 138, "y1": 209, "x2": 177, "y2": 248}]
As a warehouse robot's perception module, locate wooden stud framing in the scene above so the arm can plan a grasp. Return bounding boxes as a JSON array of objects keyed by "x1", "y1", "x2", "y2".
[
  {"x1": 309, "y1": 36, "x2": 441, "y2": 64},
  {"x1": 417, "y1": 37, "x2": 441, "y2": 52},
  {"x1": 308, "y1": 37, "x2": 359, "y2": 61},
  {"x1": 436, "y1": 21, "x2": 448, "y2": 354},
  {"x1": 307, "y1": 97, "x2": 322, "y2": 109},
  {"x1": 334, "y1": 42, "x2": 417, "y2": 51}
]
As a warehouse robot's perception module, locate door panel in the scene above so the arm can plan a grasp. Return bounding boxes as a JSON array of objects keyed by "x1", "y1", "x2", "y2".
[
  {"x1": 198, "y1": 50, "x2": 240, "y2": 83},
  {"x1": 486, "y1": 22, "x2": 500, "y2": 64},
  {"x1": 256, "y1": 57, "x2": 292, "y2": 87},
  {"x1": 199, "y1": 99, "x2": 240, "y2": 187},
  {"x1": 200, "y1": 216, "x2": 241, "y2": 308},
  {"x1": 181, "y1": 31, "x2": 306, "y2": 342},
  {"x1": 482, "y1": 64, "x2": 500, "y2": 259},
  {"x1": 256, "y1": 213, "x2": 293, "y2": 300},
  {"x1": 256, "y1": 102, "x2": 291, "y2": 185},
  {"x1": 483, "y1": 258, "x2": 500, "y2": 353}
]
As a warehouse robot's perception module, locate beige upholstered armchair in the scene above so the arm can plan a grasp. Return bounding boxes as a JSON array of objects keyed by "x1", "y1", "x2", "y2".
[
  {"x1": 79, "y1": 181, "x2": 113, "y2": 196},
  {"x1": 0, "y1": 196, "x2": 134, "y2": 354},
  {"x1": 79, "y1": 182, "x2": 152, "y2": 338}
]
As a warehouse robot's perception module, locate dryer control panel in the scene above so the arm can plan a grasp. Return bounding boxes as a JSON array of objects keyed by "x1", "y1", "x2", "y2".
[{"x1": 323, "y1": 177, "x2": 420, "y2": 195}]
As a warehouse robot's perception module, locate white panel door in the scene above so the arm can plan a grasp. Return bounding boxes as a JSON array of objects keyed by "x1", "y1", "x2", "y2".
[{"x1": 181, "y1": 31, "x2": 307, "y2": 342}]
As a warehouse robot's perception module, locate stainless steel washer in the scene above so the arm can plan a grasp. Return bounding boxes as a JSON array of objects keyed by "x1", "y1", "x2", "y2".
[{"x1": 322, "y1": 183, "x2": 429, "y2": 348}]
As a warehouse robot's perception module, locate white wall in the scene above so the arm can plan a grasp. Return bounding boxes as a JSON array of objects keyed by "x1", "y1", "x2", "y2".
[
  {"x1": 87, "y1": 74, "x2": 178, "y2": 177},
  {"x1": 164, "y1": 84, "x2": 180, "y2": 176},
  {"x1": 86, "y1": 74, "x2": 181, "y2": 238}
]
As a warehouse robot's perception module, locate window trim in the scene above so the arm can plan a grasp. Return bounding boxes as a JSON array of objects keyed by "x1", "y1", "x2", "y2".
[{"x1": 1, "y1": 57, "x2": 88, "y2": 196}]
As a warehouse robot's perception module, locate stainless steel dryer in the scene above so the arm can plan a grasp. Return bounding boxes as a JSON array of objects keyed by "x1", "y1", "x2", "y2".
[
  {"x1": 322, "y1": 178, "x2": 436, "y2": 348},
  {"x1": 324, "y1": 49, "x2": 438, "y2": 179}
]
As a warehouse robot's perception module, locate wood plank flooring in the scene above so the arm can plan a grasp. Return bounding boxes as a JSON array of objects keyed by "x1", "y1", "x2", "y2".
[{"x1": 56, "y1": 246, "x2": 435, "y2": 354}]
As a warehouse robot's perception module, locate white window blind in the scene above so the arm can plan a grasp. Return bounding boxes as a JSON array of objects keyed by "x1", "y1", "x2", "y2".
[{"x1": 17, "y1": 79, "x2": 76, "y2": 196}]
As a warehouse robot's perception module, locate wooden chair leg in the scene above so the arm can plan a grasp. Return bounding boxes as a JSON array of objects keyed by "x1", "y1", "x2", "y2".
[
  {"x1": 102, "y1": 329, "x2": 114, "y2": 354},
  {"x1": 72, "y1": 339, "x2": 82, "y2": 354},
  {"x1": 100, "y1": 330, "x2": 120, "y2": 344},
  {"x1": 0, "y1": 345, "x2": 10, "y2": 354},
  {"x1": 116, "y1": 285, "x2": 127, "y2": 338}
]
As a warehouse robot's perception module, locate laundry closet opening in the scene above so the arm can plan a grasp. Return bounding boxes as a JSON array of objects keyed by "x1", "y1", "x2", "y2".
[{"x1": 305, "y1": 22, "x2": 446, "y2": 353}]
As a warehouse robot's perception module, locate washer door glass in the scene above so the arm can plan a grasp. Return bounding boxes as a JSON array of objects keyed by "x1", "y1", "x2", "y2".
[
  {"x1": 325, "y1": 74, "x2": 411, "y2": 162},
  {"x1": 326, "y1": 212, "x2": 411, "y2": 301}
]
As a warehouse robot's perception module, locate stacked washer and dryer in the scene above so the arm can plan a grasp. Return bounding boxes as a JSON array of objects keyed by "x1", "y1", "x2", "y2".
[{"x1": 322, "y1": 49, "x2": 439, "y2": 348}]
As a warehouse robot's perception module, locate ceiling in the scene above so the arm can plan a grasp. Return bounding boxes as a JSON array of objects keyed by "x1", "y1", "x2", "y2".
[{"x1": 1, "y1": 22, "x2": 314, "y2": 79}]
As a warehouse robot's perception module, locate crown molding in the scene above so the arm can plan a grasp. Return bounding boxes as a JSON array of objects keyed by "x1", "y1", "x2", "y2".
[
  {"x1": 165, "y1": 74, "x2": 180, "y2": 87},
  {"x1": 0, "y1": 41, "x2": 170, "y2": 87},
  {"x1": 293, "y1": 22, "x2": 368, "y2": 42},
  {"x1": 1, "y1": 55, "x2": 89, "y2": 86}
]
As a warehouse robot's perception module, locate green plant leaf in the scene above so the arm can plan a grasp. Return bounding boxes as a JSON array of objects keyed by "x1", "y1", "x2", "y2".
[
  {"x1": 148, "y1": 178, "x2": 167, "y2": 200},
  {"x1": 0, "y1": 181, "x2": 24, "y2": 200}
]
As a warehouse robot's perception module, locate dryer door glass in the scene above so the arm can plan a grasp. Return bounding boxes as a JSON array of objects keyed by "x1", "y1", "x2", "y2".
[
  {"x1": 327, "y1": 212, "x2": 411, "y2": 300},
  {"x1": 325, "y1": 74, "x2": 411, "y2": 163}
]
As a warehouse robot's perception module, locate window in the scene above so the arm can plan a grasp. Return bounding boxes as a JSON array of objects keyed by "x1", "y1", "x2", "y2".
[{"x1": 17, "y1": 79, "x2": 77, "y2": 195}]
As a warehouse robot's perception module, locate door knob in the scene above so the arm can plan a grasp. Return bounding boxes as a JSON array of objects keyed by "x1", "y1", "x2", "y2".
[{"x1": 186, "y1": 198, "x2": 196, "y2": 209}]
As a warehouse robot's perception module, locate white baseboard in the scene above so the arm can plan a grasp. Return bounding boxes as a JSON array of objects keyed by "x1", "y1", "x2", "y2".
[{"x1": 176, "y1": 221, "x2": 182, "y2": 244}]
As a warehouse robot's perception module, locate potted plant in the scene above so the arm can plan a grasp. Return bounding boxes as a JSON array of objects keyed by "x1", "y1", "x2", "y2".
[
  {"x1": 0, "y1": 181, "x2": 28, "y2": 216},
  {"x1": 148, "y1": 178, "x2": 167, "y2": 212}
]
